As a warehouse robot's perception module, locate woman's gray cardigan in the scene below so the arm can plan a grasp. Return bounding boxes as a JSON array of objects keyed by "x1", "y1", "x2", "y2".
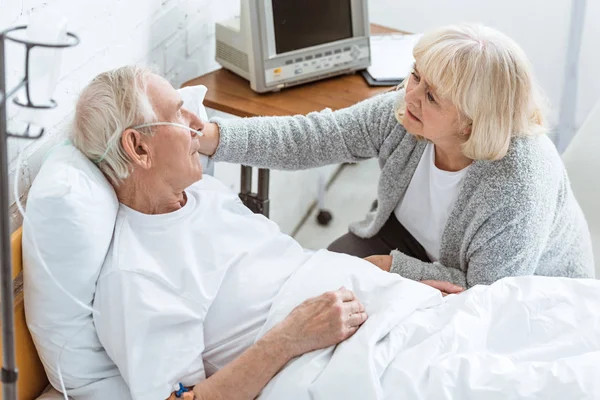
[{"x1": 211, "y1": 91, "x2": 594, "y2": 288}]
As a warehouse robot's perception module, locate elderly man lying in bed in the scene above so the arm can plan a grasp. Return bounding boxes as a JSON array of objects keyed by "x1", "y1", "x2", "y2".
[
  {"x1": 72, "y1": 66, "x2": 600, "y2": 400},
  {"x1": 71, "y1": 65, "x2": 378, "y2": 399}
]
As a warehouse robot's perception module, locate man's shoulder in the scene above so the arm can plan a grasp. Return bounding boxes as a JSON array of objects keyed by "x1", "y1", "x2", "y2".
[{"x1": 98, "y1": 216, "x2": 170, "y2": 283}]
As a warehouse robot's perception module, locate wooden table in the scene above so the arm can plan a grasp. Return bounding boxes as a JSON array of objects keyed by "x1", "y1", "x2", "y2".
[{"x1": 182, "y1": 24, "x2": 404, "y2": 217}]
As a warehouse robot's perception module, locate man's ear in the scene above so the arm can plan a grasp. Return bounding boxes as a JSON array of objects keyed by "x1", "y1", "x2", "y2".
[{"x1": 121, "y1": 129, "x2": 152, "y2": 169}]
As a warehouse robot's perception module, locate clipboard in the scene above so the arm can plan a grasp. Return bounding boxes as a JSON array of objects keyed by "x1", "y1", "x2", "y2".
[
  {"x1": 361, "y1": 70, "x2": 403, "y2": 87},
  {"x1": 363, "y1": 33, "x2": 423, "y2": 87}
]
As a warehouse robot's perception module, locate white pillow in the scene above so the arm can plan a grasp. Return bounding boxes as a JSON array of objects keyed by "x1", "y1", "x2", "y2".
[
  {"x1": 23, "y1": 143, "x2": 121, "y2": 395},
  {"x1": 23, "y1": 85, "x2": 212, "y2": 397}
]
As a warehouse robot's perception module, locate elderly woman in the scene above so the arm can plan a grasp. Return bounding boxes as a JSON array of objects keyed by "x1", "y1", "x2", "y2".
[
  {"x1": 72, "y1": 66, "x2": 375, "y2": 399},
  {"x1": 199, "y1": 23, "x2": 594, "y2": 290}
]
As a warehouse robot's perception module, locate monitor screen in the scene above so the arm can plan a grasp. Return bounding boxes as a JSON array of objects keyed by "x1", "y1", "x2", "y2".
[{"x1": 272, "y1": 0, "x2": 353, "y2": 55}]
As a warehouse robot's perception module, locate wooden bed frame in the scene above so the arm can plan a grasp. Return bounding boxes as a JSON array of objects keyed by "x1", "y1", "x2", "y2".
[{"x1": 0, "y1": 227, "x2": 49, "y2": 399}]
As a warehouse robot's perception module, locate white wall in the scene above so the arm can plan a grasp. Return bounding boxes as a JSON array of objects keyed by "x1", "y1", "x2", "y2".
[
  {"x1": 578, "y1": 0, "x2": 600, "y2": 135},
  {"x1": 368, "y1": 0, "x2": 600, "y2": 141}
]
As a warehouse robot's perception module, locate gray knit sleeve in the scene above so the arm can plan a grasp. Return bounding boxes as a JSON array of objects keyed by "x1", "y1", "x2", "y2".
[
  {"x1": 390, "y1": 191, "x2": 548, "y2": 288},
  {"x1": 390, "y1": 252, "x2": 469, "y2": 288},
  {"x1": 210, "y1": 91, "x2": 400, "y2": 170}
]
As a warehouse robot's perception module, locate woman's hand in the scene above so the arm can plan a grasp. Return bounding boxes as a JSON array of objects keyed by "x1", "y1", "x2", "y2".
[
  {"x1": 363, "y1": 256, "x2": 464, "y2": 296},
  {"x1": 199, "y1": 122, "x2": 220, "y2": 156},
  {"x1": 364, "y1": 255, "x2": 392, "y2": 272},
  {"x1": 420, "y1": 280, "x2": 464, "y2": 296},
  {"x1": 271, "y1": 287, "x2": 368, "y2": 358}
]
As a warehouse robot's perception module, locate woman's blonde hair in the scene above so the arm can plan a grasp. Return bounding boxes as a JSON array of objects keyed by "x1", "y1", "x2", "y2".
[
  {"x1": 395, "y1": 23, "x2": 547, "y2": 161},
  {"x1": 71, "y1": 65, "x2": 157, "y2": 185}
]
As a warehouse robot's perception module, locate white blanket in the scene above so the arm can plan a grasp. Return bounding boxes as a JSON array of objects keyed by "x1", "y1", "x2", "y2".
[{"x1": 256, "y1": 250, "x2": 600, "y2": 399}]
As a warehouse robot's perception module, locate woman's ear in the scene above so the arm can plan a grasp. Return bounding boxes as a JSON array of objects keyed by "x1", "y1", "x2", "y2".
[
  {"x1": 463, "y1": 124, "x2": 472, "y2": 136},
  {"x1": 459, "y1": 117, "x2": 472, "y2": 137},
  {"x1": 121, "y1": 129, "x2": 152, "y2": 169}
]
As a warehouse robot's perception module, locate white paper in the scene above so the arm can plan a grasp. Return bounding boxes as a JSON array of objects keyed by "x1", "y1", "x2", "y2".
[{"x1": 367, "y1": 33, "x2": 423, "y2": 81}]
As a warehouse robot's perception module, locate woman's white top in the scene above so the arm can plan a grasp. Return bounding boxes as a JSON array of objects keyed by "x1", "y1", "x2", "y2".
[
  {"x1": 94, "y1": 176, "x2": 312, "y2": 399},
  {"x1": 394, "y1": 143, "x2": 470, "y2": 261}
]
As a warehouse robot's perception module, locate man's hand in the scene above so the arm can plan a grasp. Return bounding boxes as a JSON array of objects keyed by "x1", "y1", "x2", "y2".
[
  {"x1": 364, "y1": 255, "x2": 392, "y2": 272},
  {"x1": 166, "y1": 390, "x2": 195, "y2": 399},
  {"x1": 273, "y1": 287, "x2": 368, "y2": 358},
  {"x1": 420, "y1": 280, "x2": 464, "y2": 296}
]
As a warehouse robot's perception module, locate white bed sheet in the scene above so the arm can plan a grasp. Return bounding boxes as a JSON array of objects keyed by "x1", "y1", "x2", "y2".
[
  {"x1": 36, "y1": 385, "x2": 71, "y2": 400},
  {"x1": 256, "y1": 250, "x2": 600, "y2": 399}
]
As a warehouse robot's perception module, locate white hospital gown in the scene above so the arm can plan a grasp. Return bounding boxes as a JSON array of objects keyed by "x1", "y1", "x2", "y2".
[{"x1": 93, "y1": 176, "x2": 313, "y2": 399}]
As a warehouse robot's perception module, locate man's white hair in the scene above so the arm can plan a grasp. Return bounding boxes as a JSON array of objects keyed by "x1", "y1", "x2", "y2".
[{"x1": 71, "y1": 65, "x2": 157, "y2": 185}]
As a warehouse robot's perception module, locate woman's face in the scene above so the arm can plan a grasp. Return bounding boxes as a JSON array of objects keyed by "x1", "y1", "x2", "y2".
[
  {"x1": 143, "y1": 74, "x2": 205, "y2": 190},
  {"x1": 402, "y1": 66, "x2": 466, "y2": 145}
]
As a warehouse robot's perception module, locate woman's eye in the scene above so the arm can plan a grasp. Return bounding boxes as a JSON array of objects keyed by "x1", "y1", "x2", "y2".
[
  {"x1": 411, "y1": 72, "x2": 420, "y2": 82},
  {"x1": 427, "y1": 92, "x2": 436, "y2": 103}
]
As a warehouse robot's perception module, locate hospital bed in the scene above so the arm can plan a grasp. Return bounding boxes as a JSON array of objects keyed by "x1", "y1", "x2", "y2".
[
  {"x1": 2, "y1": 164, "x2": 215, "y2": 400},
  {"x1": 6, "y1": 87, "x2": 600, "y2": 400},
  {"x1": 0, "y1": 172, "x2": 217, "y2": 399},
  {"x1": 0, "y1": 228, "x2": 49, "y2": 399}
]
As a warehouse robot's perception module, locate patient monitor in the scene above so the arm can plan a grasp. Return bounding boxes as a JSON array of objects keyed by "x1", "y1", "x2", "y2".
[{"x1": 215, "y1": 0, "x2": 371, "y2": 93}]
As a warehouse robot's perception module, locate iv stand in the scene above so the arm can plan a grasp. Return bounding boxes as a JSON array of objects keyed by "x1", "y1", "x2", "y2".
[{"x1": 0, "y1": 25, "x2": 78, "y2": 400}]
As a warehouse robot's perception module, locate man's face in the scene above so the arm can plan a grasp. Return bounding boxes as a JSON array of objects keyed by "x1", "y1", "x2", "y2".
[{"x1": 143, "y1": 73, "x2": 205, "y2": 190}]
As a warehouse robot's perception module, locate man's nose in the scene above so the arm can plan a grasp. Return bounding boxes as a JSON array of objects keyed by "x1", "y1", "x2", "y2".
[
  {"x1": 183, "y1": 108, "x2": 205, "y2": 132},
  {"x1": 191, "y1": 117, "x2": 204, "y2": 135}
]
